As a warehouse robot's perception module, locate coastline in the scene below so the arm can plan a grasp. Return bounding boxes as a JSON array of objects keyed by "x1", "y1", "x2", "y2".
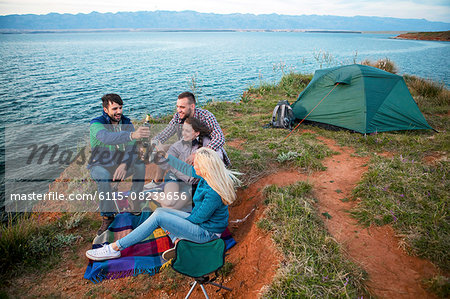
[
  {"x1": 392, "y1": 30, "x2": 450, "y2": 41},
  {"x1": 0, "y1": 28, "x2": 365, "y2": 34},
  {"x1": 1, "y1": 28, "x2": 420, "y2": 35}
]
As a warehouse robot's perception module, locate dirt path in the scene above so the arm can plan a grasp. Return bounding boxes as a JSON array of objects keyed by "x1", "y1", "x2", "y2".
[{"x1": 300, "y1": 136, "x2": 438, "y2": 298}]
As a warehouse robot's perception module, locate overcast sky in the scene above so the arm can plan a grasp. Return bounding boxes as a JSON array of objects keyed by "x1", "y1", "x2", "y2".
[{"x1": 1, "y1": 0, "x2": 449, "y2": 23}]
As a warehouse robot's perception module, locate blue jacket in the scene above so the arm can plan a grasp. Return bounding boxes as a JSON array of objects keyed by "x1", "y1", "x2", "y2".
[
  {"x1": 167, "y1": 155, "x2": 229, "y2": 233},
  {"x1": 88, "y1": 111, "x2": 137, "y2": 169}
]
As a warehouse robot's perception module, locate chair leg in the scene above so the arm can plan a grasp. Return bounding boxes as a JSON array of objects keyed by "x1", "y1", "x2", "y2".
[
  {"x1": 185, "y1": 276, "x2": 232, "y2": 298},
  {"x1": 185, "y1": 281, "x2": 198, "y2": 299},
  {"x1": 199, "y1": 284, "x2": 210, "y2": 299},
  {"x1": 208, "y1": 281, "x2": 233, "y2": 292}
]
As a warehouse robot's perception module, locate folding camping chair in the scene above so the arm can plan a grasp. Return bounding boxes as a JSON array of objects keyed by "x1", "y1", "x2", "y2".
[{"x1": 170, "y1": 238, "x2": 232, "y2": 299}]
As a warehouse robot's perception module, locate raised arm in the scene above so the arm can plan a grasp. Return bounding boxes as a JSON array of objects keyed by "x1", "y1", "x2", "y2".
[
  {"x1": 153, "y1": 114, "x2": 178, "y2": 144},
  {"x1": 90, "y1": 122, "x2": 134, "y2": 145},
  {"x1": 166, "y1": 154, "x2": 201, "y2": 179}
]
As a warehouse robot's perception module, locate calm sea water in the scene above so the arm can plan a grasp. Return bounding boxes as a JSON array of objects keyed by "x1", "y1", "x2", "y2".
[
  {"x1": 1, "y1": 31, "x2": 449, "y2": 125},
  {"x1": 1, "y1": 32, "x2": 449, "y2": 207}
]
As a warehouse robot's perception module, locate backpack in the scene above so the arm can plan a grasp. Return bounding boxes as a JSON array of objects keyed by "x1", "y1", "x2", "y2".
[{"x1": 270, "y1": 100, "x2": 295, "y2": 129}]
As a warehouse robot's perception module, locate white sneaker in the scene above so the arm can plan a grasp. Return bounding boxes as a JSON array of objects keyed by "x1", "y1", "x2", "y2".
[
  {"x1": 143, "y1": 180, "x2": 163, "y2": 191},
  {"x1": 86, "y1": 244, "x2": 121, "y2": 261}
]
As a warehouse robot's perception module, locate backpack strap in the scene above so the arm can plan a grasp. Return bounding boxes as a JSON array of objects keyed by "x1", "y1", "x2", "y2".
[
  {"x1": 280, "y1": 105, "x2": 287, "y2": 126},
  {"x1": 272, "y1": 105, "x2": 281, "y2": 124},
  {"x1": 285, "y1": 105, "x2": 294, "y2": 129}
]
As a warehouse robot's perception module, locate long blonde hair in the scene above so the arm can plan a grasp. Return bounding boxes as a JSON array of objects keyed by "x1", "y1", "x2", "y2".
[{"x1": 194, "y1": 147, "x2": 241, "y2": 205}]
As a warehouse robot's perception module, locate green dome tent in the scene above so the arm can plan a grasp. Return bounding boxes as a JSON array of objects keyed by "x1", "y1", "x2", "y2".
[{"x1": 291, "y1": 64, "x2": 433, "y2": 134}]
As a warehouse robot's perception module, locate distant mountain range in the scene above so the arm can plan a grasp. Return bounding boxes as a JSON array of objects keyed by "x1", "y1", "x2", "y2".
[{"x1": 1, "y1": 10, "x2": 449, "y2": 32}]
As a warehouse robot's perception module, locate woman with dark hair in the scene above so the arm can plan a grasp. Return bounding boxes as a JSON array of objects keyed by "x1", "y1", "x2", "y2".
[{"x1": 146, "y1": 117, "x2": 224, "y2": 212}]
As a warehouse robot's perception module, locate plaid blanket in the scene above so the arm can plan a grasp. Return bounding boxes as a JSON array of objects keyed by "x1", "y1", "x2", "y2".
[
  {"x1": 84, "y1": 210, "x2": 172, "y2": 283},
  {"x1": 84, "y1": 210, "x2": 236, "y2": 283}
]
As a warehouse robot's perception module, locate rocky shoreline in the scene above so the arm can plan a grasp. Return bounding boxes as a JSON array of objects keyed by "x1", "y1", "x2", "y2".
[{"x1": 393, "y1": 30, "x2": 450, "y2": 41}]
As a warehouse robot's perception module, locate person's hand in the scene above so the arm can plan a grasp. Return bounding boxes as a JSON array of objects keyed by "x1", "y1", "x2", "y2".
[
  {"x1": 131, "y1": 126, "x2": 150, "y2": 140},
  {"x1": 113, "y1": 163, "x2": 127, "y2": 181},
  {"x1": 154, "y1": 141, "x2": 168, "y2": 158},
  {"x1": 153, "y1": 140, "x2": 163, "y2": 151},
  {"x1": 186, "y1": 153, "x2": 195, "y2": 165}
]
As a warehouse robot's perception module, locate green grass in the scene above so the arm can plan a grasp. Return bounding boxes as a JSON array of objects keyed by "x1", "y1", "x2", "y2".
[
  {"x1": 404, "y1": 74, "x2": 450, "y2": 115},
  {"x1": 317, "y1": 126, "x2": 448, "y2": 159},
  {"x1": 0, "y1": 213, "x2": 94, "y2": 286},
  {"x1": 424, "y1": 275, "x2": 450, "y2": 298},
  {"x1": 351, "y1": 156, "x2": 449, "y2": 271},
  {"x1": 259, "y1": 183, "x2": 369, "y2": 298}
]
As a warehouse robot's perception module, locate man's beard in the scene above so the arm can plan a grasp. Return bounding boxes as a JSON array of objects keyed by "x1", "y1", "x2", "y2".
[
  {"x1": 181, "y1": 108, "x2": 192, "y2": 121},
  {"x1": 110, "y1": 113, "x2": 121, "y2": 122}
]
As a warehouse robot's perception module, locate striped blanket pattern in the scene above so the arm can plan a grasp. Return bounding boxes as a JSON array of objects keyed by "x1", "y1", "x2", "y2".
[
  {"x1": 84, "y1": 210, "x2": 172, "y2": 283},
  {"x1": 84, "y1": 210, "x2": 237, "y2": 283}
]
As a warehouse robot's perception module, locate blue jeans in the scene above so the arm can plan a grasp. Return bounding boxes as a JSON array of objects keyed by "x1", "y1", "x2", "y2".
[
  {"x1": 116, "y1": 208, "x2": 218, "y2": 250},
  {"x1": 90, "y1": 161, "x2": 146, "y2": 217}
]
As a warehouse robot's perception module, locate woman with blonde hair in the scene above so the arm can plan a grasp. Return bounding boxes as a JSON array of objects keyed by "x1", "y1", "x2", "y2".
[{"x1": 86, "y1": 147, "x2": 240, "y2": 261}]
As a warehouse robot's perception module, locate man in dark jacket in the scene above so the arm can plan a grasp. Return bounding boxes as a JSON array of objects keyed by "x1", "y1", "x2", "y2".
[{"x1": 88, "y1": 93, "x2": 150, "y2": 235}]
